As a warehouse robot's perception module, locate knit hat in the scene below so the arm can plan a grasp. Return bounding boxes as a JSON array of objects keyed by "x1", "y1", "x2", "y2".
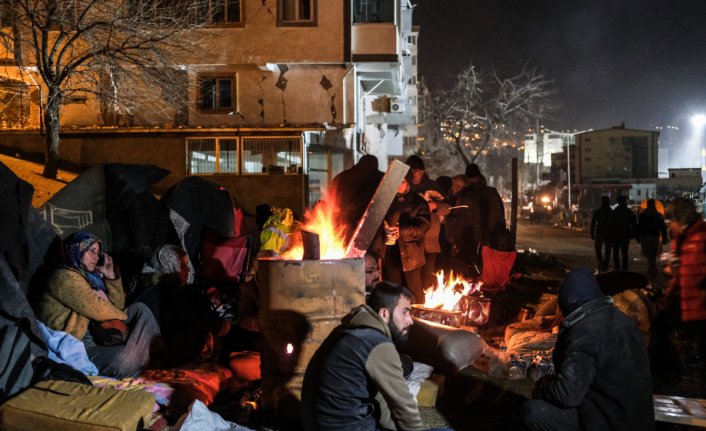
[
  {"x1": 465, "y1": 163, "x2": 482, "y2": 178},
  {"x1": 405, "y1": 155, "x2": 425, "y2": 171}
]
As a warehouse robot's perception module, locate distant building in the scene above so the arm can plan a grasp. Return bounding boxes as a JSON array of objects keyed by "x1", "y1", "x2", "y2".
[
  {"x1": 571, "y1": 125, "x2": 660, "y2": 207},
  {"x1": 575, "y1": 125, "x2": 659, "y2": 182},
  {"x1": 524, "y1": 129, "x2": 575, "y2": 184},
  {"x1": 657, "y1": 168, "x2": 704, "y2": 198}
]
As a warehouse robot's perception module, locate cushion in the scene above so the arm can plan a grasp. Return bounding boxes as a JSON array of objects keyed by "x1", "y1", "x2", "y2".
[
  {"x1": 402, "y1": 317, "x2": 487, "y2": 374},
  {"x1": 0, "y1": 379, "x2": 155, "y2": 431}
]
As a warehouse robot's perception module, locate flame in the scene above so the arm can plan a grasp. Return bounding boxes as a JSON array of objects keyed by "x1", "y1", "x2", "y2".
[
  {"x1": 280, "y1": 191, "x2": 348, "y2": 260},
  {"x1": 423, "y1": 270, "x2": 481, "y2": 310}
]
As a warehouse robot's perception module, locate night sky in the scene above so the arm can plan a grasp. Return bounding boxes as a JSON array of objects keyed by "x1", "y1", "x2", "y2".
[{"x1": 413, "y1": 0, "x2": 706, "y2": 132}]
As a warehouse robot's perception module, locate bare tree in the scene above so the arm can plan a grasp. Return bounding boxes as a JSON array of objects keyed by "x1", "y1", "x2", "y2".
[
  {"x1": 0, "y1": 0, "x2": 209, "y2": 178},
  {"x1": 418, "y1": 64, "x2": 554, "y2": 177}
]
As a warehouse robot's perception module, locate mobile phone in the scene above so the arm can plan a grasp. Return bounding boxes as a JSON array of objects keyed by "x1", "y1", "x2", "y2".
[{"x1": 97, "y1": 253, "x2": 106, "y2": 266}]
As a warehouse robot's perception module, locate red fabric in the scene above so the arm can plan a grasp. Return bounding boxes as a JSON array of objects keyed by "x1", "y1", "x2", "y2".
[
  {"x1": 143, "y1": 363, "x2": 233, "y2": 407},
  {"x1": 199, "y1": 228, "x2": 250, "y2": 285},
  {"x1": 233, "y1": 207, "x2": 248, "y2": 237},
  {"x1": 228, "y1": 351, "x2": 261, "y2": 382},
  {"x1": 670, "y1": 218, "x2": 706, "y2": 322},
  {"x1": 480, "y1": 246, "x2": 517, "y2": 293}
]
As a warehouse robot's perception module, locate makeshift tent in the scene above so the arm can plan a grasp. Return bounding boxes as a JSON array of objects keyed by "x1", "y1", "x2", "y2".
[
  {"x1": 41, "y1": 163, "x2": 171, "y2": 254},
  {"x1": 161, "y1": 177, "x2": 236, "y2": 278}
]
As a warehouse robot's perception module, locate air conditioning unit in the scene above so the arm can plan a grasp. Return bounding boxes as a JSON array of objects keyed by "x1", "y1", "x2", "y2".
[{"x1": 390, "y1": 98, "x2": 406, "y2": 113}]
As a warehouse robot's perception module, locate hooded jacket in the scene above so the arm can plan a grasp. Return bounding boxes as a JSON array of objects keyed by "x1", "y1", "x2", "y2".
[
  {"x1": 533, "y1": 268, "x2": 654, "y2": 431},
  {"x1": 300, "y1": 304, "x2": 424, "y2": 431}
]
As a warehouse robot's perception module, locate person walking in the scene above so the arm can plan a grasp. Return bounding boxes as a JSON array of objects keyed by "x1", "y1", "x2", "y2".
[
  {"x1": 609, "y1": 195, "x2": 637, "y2": 270},
  {"x1": 636, "y1": 199, "x2": 668, "y2": 275},
  {"x1": 590, "y1": 196, "x2": 613, "y2": 271}
]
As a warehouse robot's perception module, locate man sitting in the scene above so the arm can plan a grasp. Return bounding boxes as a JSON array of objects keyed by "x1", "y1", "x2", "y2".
[{"x1": 300, "y1": 281, "x2": 453, "y2": 431}]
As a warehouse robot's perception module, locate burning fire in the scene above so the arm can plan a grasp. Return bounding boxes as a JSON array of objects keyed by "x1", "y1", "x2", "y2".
[
  {"x1": 423, "y1": 270, "x2": 481, "y2": 310},
  {"x1": 281, "y1": 192, "x2": 348, "y2": 260}
]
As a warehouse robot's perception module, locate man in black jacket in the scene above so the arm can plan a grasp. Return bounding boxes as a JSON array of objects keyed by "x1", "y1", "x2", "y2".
[
  {"x1": 522, "y1": 268, "x2": 654, "y2": 431},
  {"x1": 609, "y1": 195, "x2": 637, "y2": 270},
  {"x1": 300, "y1": 282, "x2": 453, "y2": 431},
  {"x1": 590, "y1": 196, "x2": 612, "y2": 271}
]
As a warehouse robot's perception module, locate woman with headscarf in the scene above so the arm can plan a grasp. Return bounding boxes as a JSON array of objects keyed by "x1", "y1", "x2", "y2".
[
  {"x1": 129, "y1": 244, "x2": 223, "y2": 364},
  {"x1": 128, "y1": 244, "x2": 190, "y2": 322},
  {"x1": 33, "y1": 231, "x2": 161, "y2": 378}
]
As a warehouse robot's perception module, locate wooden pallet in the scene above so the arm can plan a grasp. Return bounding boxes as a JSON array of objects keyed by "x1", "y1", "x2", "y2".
[{"x1": 654, "y1": 395, "x2": 706, "y2": 427}]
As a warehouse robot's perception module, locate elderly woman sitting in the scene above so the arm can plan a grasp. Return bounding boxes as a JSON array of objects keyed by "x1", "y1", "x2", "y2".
[{"x1": 33, "y1": 231, "x2": 161, "y2": 378}]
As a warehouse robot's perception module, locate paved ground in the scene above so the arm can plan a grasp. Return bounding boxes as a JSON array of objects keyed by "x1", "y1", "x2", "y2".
[{"x1": 0, "y1": 153, "x2": 77, "y2": 207}]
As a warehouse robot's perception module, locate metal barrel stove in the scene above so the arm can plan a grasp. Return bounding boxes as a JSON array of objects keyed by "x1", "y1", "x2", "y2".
[{"x1": 258, "y1": 257, "x2": 365, "y2": 418}]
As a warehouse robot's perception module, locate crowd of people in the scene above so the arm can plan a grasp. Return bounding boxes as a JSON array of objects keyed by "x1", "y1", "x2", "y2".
[
  {"x1": 330, "y1": 154, "x2": 508, "y2": 301},
  {"x1": 19, "y1": 154, "x2": 706, "y2": 431}
]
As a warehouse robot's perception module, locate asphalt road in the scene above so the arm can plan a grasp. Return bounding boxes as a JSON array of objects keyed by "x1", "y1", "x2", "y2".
[{"x1": 515, "y1": 218, "x2": 650, "y2": 274}]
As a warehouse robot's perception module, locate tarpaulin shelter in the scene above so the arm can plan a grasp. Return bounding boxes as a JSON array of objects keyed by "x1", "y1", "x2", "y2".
[
  {"x1": 0, "y1": 162, "x2": 51, "y2": 401},
  {"x1": 41, "y1": 163, "x2": 171, "y2": 254},
  {"x1": 161, "y1": 177, "x2": 236, "y2": 280}
]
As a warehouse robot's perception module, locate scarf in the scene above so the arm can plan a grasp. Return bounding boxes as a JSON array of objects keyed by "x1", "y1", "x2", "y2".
[{"x1": 62, "y1": 231, "x2": 106, "y2": 292}]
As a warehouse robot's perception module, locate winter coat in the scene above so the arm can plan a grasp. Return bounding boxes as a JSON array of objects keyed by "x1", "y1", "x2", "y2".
[
  {"x1": 590, "y1": 204, "x2": 612, "y2": 238},
  {"x1": 668, "y1": 217, "x2": 706, "y2": 322},
  {"x1": 533, "y1": 268, "x2": 654, "y2": 431},
  {"x1": 609, "y1": 204, "x2": 637, "y2": 241},
  {"x1": 637, "y1": 208, "x2": 668, "y2": 240},
  {"x1": 386, "y1": 192, "x2": 431, "y2": 272},
  {"x1": 300, "y1": 304, "x2": 424, "y2": 431},
  {"x1": 34, "y1": 269, "x2": 127, "y2": 340},
  {"x1": 445, "y1": 184, "x2": 484, "y2": 262},
  {"x1": 410, "y1": 177, "x2": 450, "y2": 254}
]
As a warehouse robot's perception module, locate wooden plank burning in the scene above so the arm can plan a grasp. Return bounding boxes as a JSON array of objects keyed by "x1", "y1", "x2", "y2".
[{"x1": 345, "y1": 160, "x2": 410, "y2": 258}]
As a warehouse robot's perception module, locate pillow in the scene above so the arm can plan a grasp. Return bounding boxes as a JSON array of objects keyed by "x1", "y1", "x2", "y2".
[{"x1": 401, "y1": 317, "x2": 487, "y2": 374}]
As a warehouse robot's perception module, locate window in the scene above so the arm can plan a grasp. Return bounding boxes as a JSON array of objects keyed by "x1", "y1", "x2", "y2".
[
  {"x1": 198, "y1": 0, "x2": 243, "y2": 25},
  {"x1": 186, "y1": 137, "x2": 238, "y2": 174},
  {"x1": 277, "y1": 0, "x2": 316, "y2": 26},
  {"x1": 242, "y1": 136, "x2": 302, "y2": 174},
  {"x1": 199, "y1": 76, "x2": 235, "y2": 111},
  {"x1": 407, "y1": 35, "x2": 417, "y2": 45},
  {"x1": 408, "y1": 76, "x2": 416, "y2": 85}
]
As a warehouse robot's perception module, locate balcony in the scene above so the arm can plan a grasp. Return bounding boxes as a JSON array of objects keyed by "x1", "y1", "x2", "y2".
[{"x1": 352, "y1": 23, "x2": 398, "y2": 61}]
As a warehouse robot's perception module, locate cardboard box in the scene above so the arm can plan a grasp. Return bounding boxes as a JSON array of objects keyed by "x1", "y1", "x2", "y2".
[{"x1": 416, "y1": 373, "x2": 445, "y2": 408}]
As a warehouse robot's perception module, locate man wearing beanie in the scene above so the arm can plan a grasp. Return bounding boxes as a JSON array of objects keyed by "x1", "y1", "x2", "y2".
[{"x1": 404, "y1": 155, "x2": 450, "y2": 290}]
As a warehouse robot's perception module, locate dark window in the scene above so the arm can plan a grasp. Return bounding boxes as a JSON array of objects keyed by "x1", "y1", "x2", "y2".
[
  {"x1": 353, "y1": 0, "x2": 394, "y2": 23},
  {"x1": 198, "y1": 0, "x2": 242, "y2": 24},
  {"x1": 278, "y1": 0, "x2": 316, "y2": 26},
  {"x1": 199, "y1": 76, "x2": 235, "y2": 111}
]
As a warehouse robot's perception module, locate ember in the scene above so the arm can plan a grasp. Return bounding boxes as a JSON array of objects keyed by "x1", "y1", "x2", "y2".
[{"x1": 414, "y1": 271, "x2": 491, "y2": 327}]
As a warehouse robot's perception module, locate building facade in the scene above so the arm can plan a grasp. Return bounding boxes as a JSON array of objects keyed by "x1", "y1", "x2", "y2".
[{"x1": 0, "y1": 0, "x2": 417, "y2": 215}]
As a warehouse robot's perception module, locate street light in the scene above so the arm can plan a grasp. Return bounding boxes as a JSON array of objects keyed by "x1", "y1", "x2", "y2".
[
  {"x1": 692, "y1": 114, "x2": 706, "y2": 181},
  {"x1": 692, "y1": 114, "x2": 706, "y2": 128}
]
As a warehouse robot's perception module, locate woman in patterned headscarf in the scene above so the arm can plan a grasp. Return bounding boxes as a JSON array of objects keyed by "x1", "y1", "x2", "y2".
[{"x1": 33, "y1": 231, "x2": 161, "y2": 378}]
